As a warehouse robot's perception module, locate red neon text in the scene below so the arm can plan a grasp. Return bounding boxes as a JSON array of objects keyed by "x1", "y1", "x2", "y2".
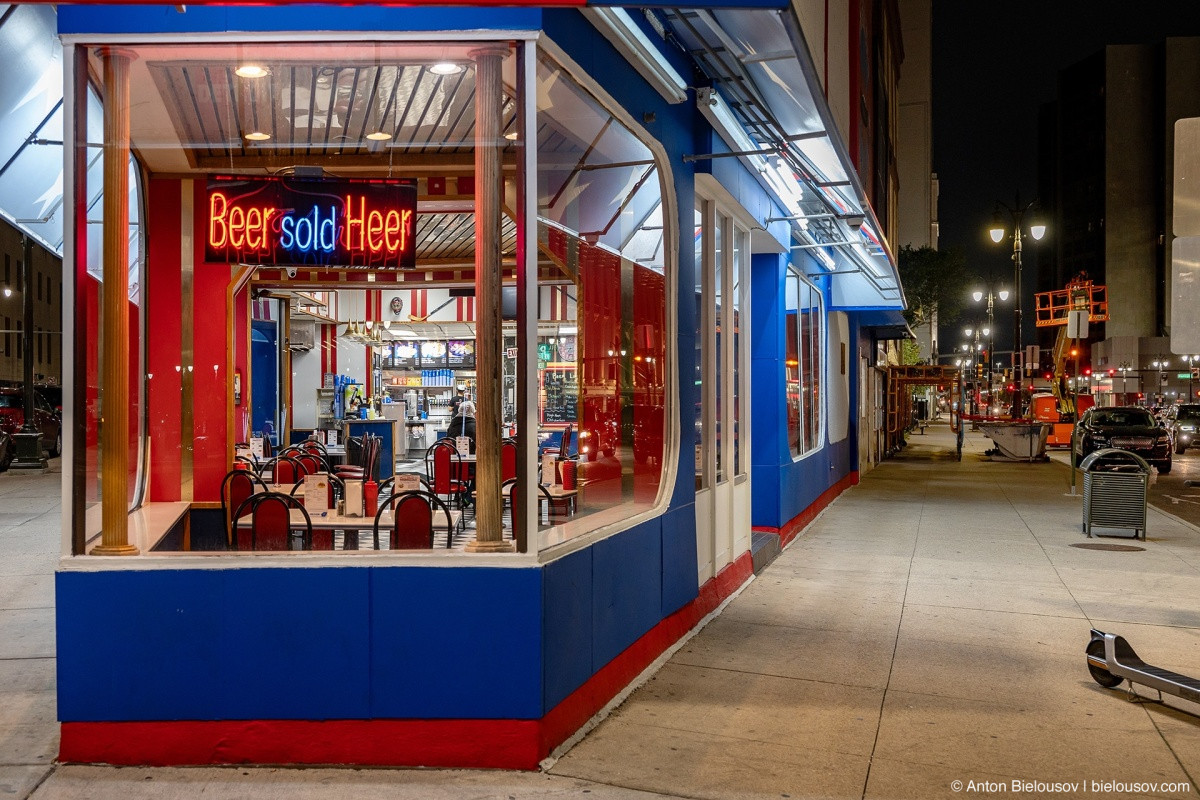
[
  {"x1": 343, "y1": 195, "x2": 412, "y2": 255},
  {"x1": 209, "y1": 192, "x2": 277, "y2": 251}
]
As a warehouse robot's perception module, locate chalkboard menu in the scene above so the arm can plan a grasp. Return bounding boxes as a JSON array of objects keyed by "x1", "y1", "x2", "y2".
[
  {"x1": 392, "y1": 342, "x2": 419, "y2": 370},
  {"x1": 419, "y1": 340, "x2": 447, "y2": 368},
  {"x1": 447, "y1": 339, "x2": 476, "y2": 369},
  {"x1": 541, "y1": 368, "x2": 578, "y2": 424}
]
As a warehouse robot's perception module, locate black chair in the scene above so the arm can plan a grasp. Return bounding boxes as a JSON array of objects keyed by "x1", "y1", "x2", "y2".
[
  {"x1": 372, "y1": 489, "x2": 454, "y2": 550},
  {"x1": 220, "y1": 468, "x2": 268, "y2": 547},
  {"x1": 231, "y1": 491, "x2": 312, "y2": 551}
]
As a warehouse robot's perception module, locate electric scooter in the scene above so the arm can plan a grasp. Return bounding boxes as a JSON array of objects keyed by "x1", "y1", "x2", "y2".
[{"x1": 1086, "y1": 629, "x2": 1200, "y2": 705}]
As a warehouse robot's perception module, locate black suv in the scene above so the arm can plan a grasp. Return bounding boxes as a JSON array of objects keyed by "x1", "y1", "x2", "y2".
[
  {"x1": 1074, "y1": 406, "x2": 1172, "y2": 474},
  {"x1": 1170, "y1": 404, "x2": 1200, "y2": 455}
]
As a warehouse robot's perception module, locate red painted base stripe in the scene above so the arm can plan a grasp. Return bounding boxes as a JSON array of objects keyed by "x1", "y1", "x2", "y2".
[
  {"x1": 61, "y1": 719, "x2": 542, "y2": 770},
  {"x1": 58, "y1": 553, "x2": 756, "y2": 770},
  {"x1": 751, "y1": 470, "x2": 857, "y2": 548}
]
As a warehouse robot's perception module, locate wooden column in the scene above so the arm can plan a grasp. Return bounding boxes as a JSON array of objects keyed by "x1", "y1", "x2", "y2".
[
  {"x1": 466, "y1": 46, "x2": 514, "y2": 553},
  {"x1": 93, "y1": 48, "x2": 138, "y2": 556}
]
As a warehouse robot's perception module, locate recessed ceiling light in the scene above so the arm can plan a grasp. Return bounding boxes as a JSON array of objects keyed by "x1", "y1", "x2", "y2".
[
  {"x1": 245, "y1": 131, "x2": 271, "y2": 141},
  {"x1": 365, "y1": 131, "x2": 393, "y2": 141},
  {"x1": 235, "y1": 64, "x2": 269, "y2": 78},
  {"x1": 430, "y1": 62, "x2": 464, "y2": 75},
  {"x1": 504, "y1": 131, "x2": 518, "y2": 140}
]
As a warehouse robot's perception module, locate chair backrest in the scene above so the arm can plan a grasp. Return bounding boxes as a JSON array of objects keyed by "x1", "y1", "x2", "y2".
[
  {"x1": 501, "y1": 439, "x2": 518, "y2": 482},
  {"x1": 347, "y1": 436, "x2": 364, "y2": 467},
  {"x1": 429, "y1": 440, "x2": 462, "y2": 495},
  {"x1": 295, "y1": 453, "x2": 324, "y2": 476},
  {"x1": 373, "y1": 490, "x2": 450, "y2": 550},
  {"x1": 273, "y1": 456, "x2": 303, "y2": 485},
  {"x1": 232, "y1": 492, "x2": 312, "y2": 551},
  {"x1": 221, "y1": 469, "x2": 267, "y2": 545}
]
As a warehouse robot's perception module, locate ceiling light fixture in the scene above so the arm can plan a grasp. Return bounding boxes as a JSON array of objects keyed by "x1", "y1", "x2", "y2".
[
  {"x1": 244, "y1": 131, "x2": 271, "y2": 141},
  {"x1": 365, "y1": 130, "x2": 393, "y2": 141},
  {"x1": 234, "y1": 64, "x2": 269, "y2": 78},
  {"x1": 430, "y1": 62, "x2": 464, "y2": 75}
]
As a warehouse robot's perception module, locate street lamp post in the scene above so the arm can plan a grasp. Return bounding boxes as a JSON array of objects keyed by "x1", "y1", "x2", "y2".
[
  {"x1": 971, "y1": 287, "x2": 1008, "y2": 411},
  {"x1": 1183, "y1": 354, "x2": 1199, "y2": 401},
  {"x1": 989, "y1": 196, "x2": 1046, "y2": 419},
  {"x1": 1151, "y1": 358, "x2": 1168, "y2": 405}
]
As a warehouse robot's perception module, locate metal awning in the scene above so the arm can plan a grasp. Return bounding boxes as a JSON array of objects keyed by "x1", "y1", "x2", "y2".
[
  {"x1": 858, "y1": 309, "x2": 914, "y2": 340},
  {"x1": 661, "y1": 6, "x2": 905, "y2": 310}
]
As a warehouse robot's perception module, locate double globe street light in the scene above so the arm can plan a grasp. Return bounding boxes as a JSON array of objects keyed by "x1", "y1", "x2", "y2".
[
  {"x1": 971, "y1": 286, "x2": 1009, "y2": 409},
  {"x1": 989, "y1": 196, "x2": 1046, "y2": 418}
]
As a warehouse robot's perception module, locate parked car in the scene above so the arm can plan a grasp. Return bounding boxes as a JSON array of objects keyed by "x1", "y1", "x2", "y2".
[
  {"x1": 1170, "y1": 403, "x2": 1200, "y2": 455},
  {"x1": 1073, "y1": 406, "x2": 1172, "y2": 474},
  {"x1": 0, "y1": 387, "x2": 62, "y2": 469},
  {"x1": 0, "y1": 429, "x2": 11, "y2": 473}
]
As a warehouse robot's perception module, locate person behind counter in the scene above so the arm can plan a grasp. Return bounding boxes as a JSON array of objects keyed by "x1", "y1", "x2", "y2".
[{"x1": 446, "y1": 399, "x2": 476, "y2": 453}]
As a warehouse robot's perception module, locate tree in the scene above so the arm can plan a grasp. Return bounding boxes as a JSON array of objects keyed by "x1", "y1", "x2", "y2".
[{"x1": 897, "y1": 245, "x2": 970, "y2": 360}]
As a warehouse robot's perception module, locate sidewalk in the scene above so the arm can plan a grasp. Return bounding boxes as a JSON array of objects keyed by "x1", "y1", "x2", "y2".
[
  {"x1": 17, "y1": 424, "x2": 1200, "y2": 799},
  {"x1": 0, "y1": 463, "x2": 61, "y2": 800}
]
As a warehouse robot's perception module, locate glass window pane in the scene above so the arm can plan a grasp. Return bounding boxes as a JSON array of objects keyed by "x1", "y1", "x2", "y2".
[
  {"x1": 733, "y1": 227, "x2": 744, "y2": 475},
  {"x1": 713, "y1": 214, "x2": 723, "y2": 483},
  {"x1": 536, "y1": 51, "x2": 670, "y2": 547},
  {"x1": 785, "y1": 272, "x2": 801, "y2": 457}
]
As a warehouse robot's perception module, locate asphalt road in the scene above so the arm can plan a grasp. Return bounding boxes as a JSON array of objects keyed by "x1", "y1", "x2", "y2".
[{"x1": 1148, "y1": 447, "x2": 1200, "y2": 528}]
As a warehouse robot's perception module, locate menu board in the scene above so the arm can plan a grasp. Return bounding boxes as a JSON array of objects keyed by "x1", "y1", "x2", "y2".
[
  {"x1": 419, "y1": 340, "x2": 447, "y2": 368},
  {"x1": 392, "y1": 341, "x2": 419, "y2": 370},
  {"x1": 447, "y1": 339, "x2": 476, "y2": 369},
  {"x1": 541, "y1": 368, "x2": 578, "y2": 424}
]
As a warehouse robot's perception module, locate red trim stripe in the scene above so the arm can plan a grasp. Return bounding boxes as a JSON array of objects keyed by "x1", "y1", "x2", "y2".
[{"x1": 751, "y1": 471, "x2": 858, "y2": 548}]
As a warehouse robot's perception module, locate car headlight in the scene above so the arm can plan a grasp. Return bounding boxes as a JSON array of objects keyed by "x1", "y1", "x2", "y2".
[{"x1": 1181, "y1": 424, "x2": 1197, "y2": 432}]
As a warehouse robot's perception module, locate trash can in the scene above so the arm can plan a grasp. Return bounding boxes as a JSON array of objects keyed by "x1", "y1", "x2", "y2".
[{"x1": 1080, "y1": 448, "x2": 1150, "y2": 539}]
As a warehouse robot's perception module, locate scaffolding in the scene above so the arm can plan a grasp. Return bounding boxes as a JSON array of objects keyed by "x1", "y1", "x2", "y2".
[{"x1": 885, "y1": 364, "x2": 961, "y2": 456}]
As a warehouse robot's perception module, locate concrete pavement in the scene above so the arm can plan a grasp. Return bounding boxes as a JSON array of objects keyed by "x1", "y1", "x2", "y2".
[
  {"x1": 11, "y1": 424, "x2": 1200, "y2": 799},
  {"x1": 0, "y1": 461, "x2": 60, "y2": 800}
]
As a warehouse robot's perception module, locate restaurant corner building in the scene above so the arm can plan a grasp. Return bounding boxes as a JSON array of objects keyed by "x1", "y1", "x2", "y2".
[{"x1": 48, "y1": 0, "x2": 908, "y2": 769}]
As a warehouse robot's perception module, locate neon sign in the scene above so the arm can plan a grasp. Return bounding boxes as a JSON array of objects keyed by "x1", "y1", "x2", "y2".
[{"x1": 204, "y1": 176, "x2": 417, "y2": 269}]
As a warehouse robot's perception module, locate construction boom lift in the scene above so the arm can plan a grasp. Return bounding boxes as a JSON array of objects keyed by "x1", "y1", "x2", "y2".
[{"x1": 1032, "y1": 275, "x2": 1108, "y2": 447}]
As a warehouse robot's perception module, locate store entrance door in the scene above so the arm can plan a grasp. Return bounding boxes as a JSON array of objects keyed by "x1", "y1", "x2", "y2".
[{"x1": 694, "y1": 195, "x2": 751, "y2": 583}]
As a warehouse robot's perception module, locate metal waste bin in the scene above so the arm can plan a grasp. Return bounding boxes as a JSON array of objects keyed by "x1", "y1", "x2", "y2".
[{"x1": 1080, "y1": 448, "x2": 1150, "y2": 539}]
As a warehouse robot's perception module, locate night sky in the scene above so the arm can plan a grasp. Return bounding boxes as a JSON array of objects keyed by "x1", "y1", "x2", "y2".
[{"x1": 930, "y1": 1, "x2": 1200, "y2": 354}]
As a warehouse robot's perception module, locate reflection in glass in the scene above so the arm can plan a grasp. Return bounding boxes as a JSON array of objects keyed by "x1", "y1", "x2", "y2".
[{"x1": 536, "y1": 51, "x2": 670, "y2": 545}]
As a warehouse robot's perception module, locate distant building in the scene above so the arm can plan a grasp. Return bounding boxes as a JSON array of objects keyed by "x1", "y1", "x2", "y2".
[
  {"x1": 1037, "y1": 37, "x2": 1200, "y2": 406},
  {"x1": 0, "y1": 218, "x2": 61, "y2": 387}
]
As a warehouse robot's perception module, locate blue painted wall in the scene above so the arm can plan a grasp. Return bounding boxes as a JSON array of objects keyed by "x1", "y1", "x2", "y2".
[
  {"x1": 57, "y1": 5, "x2": 543, "y2": 34},
  {"x1": 57, "y1": 566, "x2": 544, "y2": 722}
]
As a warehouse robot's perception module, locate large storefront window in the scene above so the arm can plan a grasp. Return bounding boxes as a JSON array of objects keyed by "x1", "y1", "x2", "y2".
[
  {"x1": 536, "y1": 48, "x2": 671, "y2": 546},
  {"x1": 785, "y1": 268, "x2": 823, "y2": 458}
]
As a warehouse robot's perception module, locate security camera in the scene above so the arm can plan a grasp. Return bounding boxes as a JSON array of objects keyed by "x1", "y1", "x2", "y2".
[{"x1": 286, "y1": 267, "x2": 297, "y2": 279}]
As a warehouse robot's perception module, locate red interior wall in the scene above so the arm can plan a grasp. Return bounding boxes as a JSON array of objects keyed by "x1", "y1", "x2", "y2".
[
  {"x1": 146, "y1": 178, "x2": 182, "y2": 502},
  {"x1": 192, "y1": 181, "x2": 230, "y2": 503}
]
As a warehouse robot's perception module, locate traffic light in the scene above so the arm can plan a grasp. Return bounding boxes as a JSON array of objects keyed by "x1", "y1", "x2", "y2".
[
  {"x1": 1044, "y1": 372, "x2": 1052, "y2": 381},
  {"x1": 1084, "y1": 367, "x2": 1092, "y2": 376},
  {"x1": 976, "y1": 364, "x2": 984, "y2": 379},
  {"x1": 1108, "y1": 369, "x2": 1116, "y2": 377}
]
